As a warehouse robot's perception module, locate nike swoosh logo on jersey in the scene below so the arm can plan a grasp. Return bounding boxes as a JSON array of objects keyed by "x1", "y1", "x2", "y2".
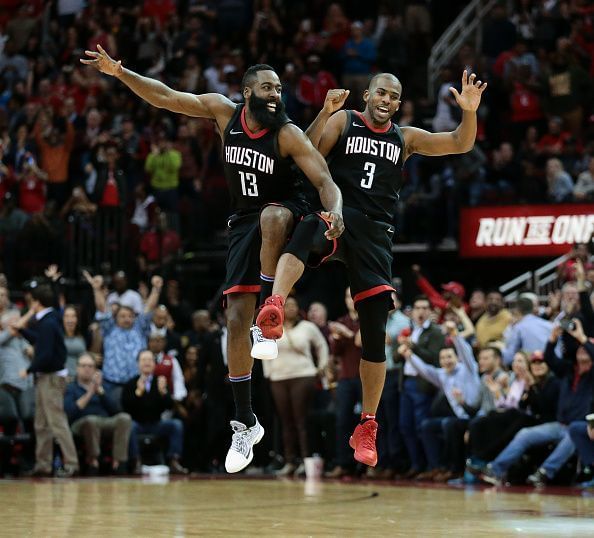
[
  {"x1": 229, "y1": 129, "x2": 243, "y2": 135},
  {"x1": 352, "y1": 122, "x2": 365, "y2": 128}
]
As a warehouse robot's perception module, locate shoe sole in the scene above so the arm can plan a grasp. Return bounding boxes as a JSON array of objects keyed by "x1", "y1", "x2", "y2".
[
  {"x1": 256, "y1": 306, "x2": 284, "y2": 339},
  {"x1": 225, "y1": 425, "x2": 265, "y2": 474},
  {"x1": 250, "y1": 343, "x2": 278, "y2": 361},
  {"x1": 349, "y1": 436, "x2": 378, "y2": 467}
]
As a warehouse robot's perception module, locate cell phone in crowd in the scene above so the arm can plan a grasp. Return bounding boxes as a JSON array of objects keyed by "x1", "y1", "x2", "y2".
[
  {"x1": 586, "y1": 414, "x2": 594, "y2": 428},
  {"x1": 559, "y1": 317, "x2": 576, "y2": 332}
]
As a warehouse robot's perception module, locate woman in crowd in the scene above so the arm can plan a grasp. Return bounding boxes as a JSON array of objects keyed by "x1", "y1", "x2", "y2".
[
  {"x1": 63, "y1": 304, "x2": 88, "y2": 379},
  {"x1": 262, "y1": 296, "x2": 329, "y2": 477}
]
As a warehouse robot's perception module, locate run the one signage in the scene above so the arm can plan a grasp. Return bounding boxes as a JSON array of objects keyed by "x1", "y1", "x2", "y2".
[{"x1": 460, "y1": 204, "x2": 594, "y2": 257}]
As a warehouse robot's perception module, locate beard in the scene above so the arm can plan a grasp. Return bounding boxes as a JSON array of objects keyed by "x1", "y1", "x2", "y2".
[{"x1": 248, "y1": 93, "x2": 288, "y2": 130}]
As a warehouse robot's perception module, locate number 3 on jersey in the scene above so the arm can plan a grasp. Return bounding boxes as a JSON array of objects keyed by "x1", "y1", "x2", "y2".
[
  {"x1": 361, "y1": 162, "x2": 376, "y2": 189},
  {"x1": 239, "y1": 171, "x2": 259, "y2": 197}
]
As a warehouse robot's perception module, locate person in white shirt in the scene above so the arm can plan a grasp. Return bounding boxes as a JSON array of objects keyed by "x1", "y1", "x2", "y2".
[
  {"x1": 107, "y1": 270, "x2": 144, "y2": 315},
  {"x1": 262, "y1": 296, "x2": 329, "y2": 477}
]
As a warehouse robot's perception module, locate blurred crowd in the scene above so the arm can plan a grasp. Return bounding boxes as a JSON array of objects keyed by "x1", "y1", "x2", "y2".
[
  {"x1": 0, "y1": 0, "x2": 593, "y2": 485},
  {"x1": 0, "y1": 239, "x2": 593, "y2": 488},
  {"x1": 0, "y1": 0, "x2": 591, "y2": 287}
]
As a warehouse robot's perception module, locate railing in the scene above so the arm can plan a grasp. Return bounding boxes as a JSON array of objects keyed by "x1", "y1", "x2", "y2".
[
  {"x1": 498, "y1": 254, "x2": 569, "y2": 303},
  {"x1": 427, "y1": 0, "x2": 498, "y2": 99},
  {"x1": 65, "y1": 209, "x2": 127, "y2": 276}
]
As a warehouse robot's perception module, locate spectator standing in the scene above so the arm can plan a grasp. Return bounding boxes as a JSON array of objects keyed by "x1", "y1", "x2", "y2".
[
  {"x1": 13, "y1": 285, "x2": 79, "y2": 477},
  {"x1": 397, "y1": 295, "x2": 446, "y2": 477},
  {"x1": 0, "y1": 310, "x2": 34, "y2": 435},
  {"x1": 145, "y1": 132, "x2": 182, "y2": 212},
  {"x1": 64, "y1": 354, "x2": 132, "y2": 475},
  {"x1": 33, "y1": 112, "x2": 75, "y2": 206},
  {"x1": 340, "y1": 21, "x2": 376, "y2": 107},
  {"x1": 123, "y1": 349, "x2": 188, "y2": 475},
  {"x1": 262, "y1": 296, "x2": 328, "y2": 477},
  {"x1": 502, "y1": 297, "x2": 553, "y2": 366}
]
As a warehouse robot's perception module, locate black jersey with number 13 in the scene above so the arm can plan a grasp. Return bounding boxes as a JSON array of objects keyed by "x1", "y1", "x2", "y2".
[
  {"x1": 327, "y1": 110, "x2": 405, "y2": 222},
  {"x1": 222, "y1": 104, "x2": 303, "y2": 215}
]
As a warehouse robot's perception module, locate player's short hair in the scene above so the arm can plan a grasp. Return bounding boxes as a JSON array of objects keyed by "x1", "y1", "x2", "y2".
[
  {"x1": 241, "y1": 64, "x2": 276, "y2": 92},
  {"x1": 368, "y1": 73, "x2": 401, "y2": 93}
]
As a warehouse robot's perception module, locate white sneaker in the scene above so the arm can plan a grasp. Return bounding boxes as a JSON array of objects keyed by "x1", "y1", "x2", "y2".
[
  {"x1": 250, "y1": 325, "x2": 278, "y2": 360},
  {"x1": 225, "y1": 416, "x2": 265, "y2": 473}
]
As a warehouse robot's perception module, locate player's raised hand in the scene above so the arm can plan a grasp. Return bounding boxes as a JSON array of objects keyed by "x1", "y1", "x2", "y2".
[
  {"x1": 323, "y1": 89, "x2": 350, "y2": 115},
  {"x1": 449, "y1": 70, "x2": 487, "y2": 112},
  {"x1": 80, "y1": 44, "x2": 123, "y2": 77},
  {"x1": 321, "y1": 211, "x2": 344, "y2": 240}
]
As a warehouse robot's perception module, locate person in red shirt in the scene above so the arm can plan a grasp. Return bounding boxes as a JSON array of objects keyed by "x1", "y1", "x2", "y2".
[
  {"x1": 297, "y1": 54, "x2": 338, "y2": 110},
  {"x1": 17, "y1": 153, "x2": 47, "y2": 214},
  {"x1": 139, "y1": 210, "x2": 181, "y2": 276},
  {"x1": 536, "y1": 116, "x2": 583, "y2": 160}
]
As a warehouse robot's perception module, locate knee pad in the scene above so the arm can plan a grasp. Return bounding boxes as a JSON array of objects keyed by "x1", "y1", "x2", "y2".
[
  {"x1": 357, "y1": 294, "x2": 390, "y2": 362},
  {"x1": 284, "y1": 214, "x2": 333, "y2": 266}
]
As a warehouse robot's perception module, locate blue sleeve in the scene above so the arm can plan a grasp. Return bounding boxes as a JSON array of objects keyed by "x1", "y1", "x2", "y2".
[
  {"x1": 502, "y1": 325, "x2": 520, "y2": 366},
  {"x1": 359, "y1": 40, "x2": 377, "y2": 63},
  {"x1": 19, "y1": 327, "x2": 37, "y2": 345},
  {"x1": 96, "y1": 311, "x2": 115, "y2": 336}
]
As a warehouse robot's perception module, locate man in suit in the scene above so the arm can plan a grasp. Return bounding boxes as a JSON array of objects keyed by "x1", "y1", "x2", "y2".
[
  {"x1": 13, "y1": 285, "x2": 79, "y2": 477},
  {"x1": 396, "y1": 295, "x2": 445, "y2": 477},
  {"x1": 122, "y1": 349, "x2": 188, "y2": 474}
]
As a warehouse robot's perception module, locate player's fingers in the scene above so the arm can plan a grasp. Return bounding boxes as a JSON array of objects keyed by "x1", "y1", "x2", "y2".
[
  {"x1": 448, "y1": 87, "x2": 460, "y2": 100},
  {"x1": 80, "y1": 59, "x2": 95, "y2": 65},
  {"x1": 320, "y1": 211, "x2": 332, "y2": 221},
  {"x1": 462, "y1": 70, "x2": 467, "y2": 86},
  {"x1": 342, "y1": 89, "x2": 350, "y2": 100},
  {"x1": 468, "y1": 73, "x2": 476, "y2": 84},
  {"x1": 84, "y1": 50, "x2": 99, "y2": 57},
  {"x1": 96, "y1": 43, "x2": 106, "y2": 54},
  {"x1": 476, "y1": 80, "x2": 482, "y2": 87},
  {"x1": 480, "y1": 82, "x2": 488, "y2": 92}
]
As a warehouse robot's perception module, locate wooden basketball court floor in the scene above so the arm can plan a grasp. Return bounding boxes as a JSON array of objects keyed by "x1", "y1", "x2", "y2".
[{"x1": 2, "y1": 476, "x2": 594, "y2": 537}]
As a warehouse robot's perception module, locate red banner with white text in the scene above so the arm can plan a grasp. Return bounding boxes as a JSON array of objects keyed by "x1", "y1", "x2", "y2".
[{"x1": 459, "y1": 204, "x2": 594, "y2": 258}]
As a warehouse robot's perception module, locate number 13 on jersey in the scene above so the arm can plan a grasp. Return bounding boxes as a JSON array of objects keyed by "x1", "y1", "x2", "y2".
[
  {"x1": 361, "y1": 161, "x2": 376, "y2": 189},
  {"x1": 239, "y1": 171, "x2": 259, "y2": 197}
]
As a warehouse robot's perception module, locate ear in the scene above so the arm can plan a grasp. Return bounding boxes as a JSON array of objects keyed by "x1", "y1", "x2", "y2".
[
  {"x1": 394, "y1": 99, "x2": 401, "y2": 112},
  {"x1": 363, "y1": 89, "x2": 370, "y2": 104},
  {"x1": 243, "y1": 86, "x2": 251, "y2": 100}
]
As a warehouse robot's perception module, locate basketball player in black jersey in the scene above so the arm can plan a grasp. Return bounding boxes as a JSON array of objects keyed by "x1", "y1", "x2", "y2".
[
  {"x1": 256, "y1": 70, "x2": 487, "y2": 467},
  {"x1": 81, "y1": 47, "x2": 344, "y2": 473}
]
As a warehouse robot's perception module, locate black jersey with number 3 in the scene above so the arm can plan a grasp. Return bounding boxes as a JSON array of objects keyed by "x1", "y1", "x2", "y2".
[
  {"x1": 222, "y1": 104, "x2": 302, "y2": 214},
  {"x1": 327, "y1": 110, "x2": 405, "y2": 222}
]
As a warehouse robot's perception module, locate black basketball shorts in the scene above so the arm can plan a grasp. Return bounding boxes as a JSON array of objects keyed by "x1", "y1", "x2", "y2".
[{"x1": 222, "y1": 199, "x2": 308, "y2": 297}]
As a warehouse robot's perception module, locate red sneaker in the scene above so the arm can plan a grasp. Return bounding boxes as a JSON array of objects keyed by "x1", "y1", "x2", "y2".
[
  {"x1": 349, "y1": 420, "x2": 378, "y2": 467},
  {"x1": 256, "y1": 294, "x2": 285, "y2": 339}
]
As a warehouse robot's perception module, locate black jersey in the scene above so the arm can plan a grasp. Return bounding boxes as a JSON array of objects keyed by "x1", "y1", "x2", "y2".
[
  {"x1": 327, "y1": 110, "x2": 405, "y2": 222},
  {"x1": 222, "y1": 104, "x2": 303, "y2": 214}
]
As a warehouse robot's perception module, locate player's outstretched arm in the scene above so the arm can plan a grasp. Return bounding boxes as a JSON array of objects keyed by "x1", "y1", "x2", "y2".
[
  {"x1": 401, "y1": 70, "x2": 487, "y2": 160},
  {"x1": 81, "y1": 45, "x2": 234, "y2": 120},
  {"x1": 279, "y1": 124, "x2": 344, "y2": 240},
  {"x1": 305, "y1": 89, "x2": 349, "y2": 154}
]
